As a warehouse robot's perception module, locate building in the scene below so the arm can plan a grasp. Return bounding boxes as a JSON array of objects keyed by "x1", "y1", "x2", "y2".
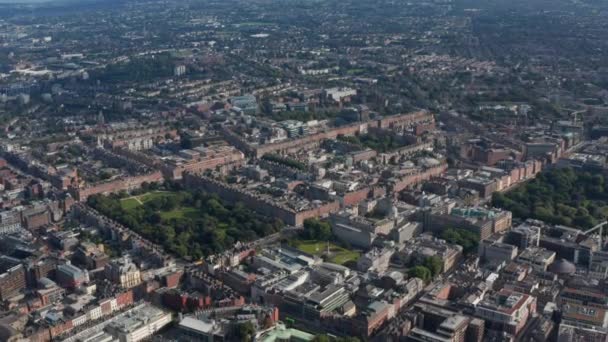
[
  {"x1": 177, "y1": 305, "x2": 282, "y2": 342},
  {"x1": 409, "y1": 304, "x2": 485, "y2": 342},
  {"x1": 559, "y1": 286, "x2": 608, "y2": 331},
  {"x1": 96, "y1": 126, "x2": 178, "y2": 151},
  {"x1": 557, "y1": 153, "x2": 607, "y2": 173},
  {"x1": 279, "y1": 120, "x2": 309, "y2": 138},
  {"x1": 332, "y1": 221, "x2": 376, "y2": 248},
  {"x1": 178, "y1": 317, "x2": 221, "y2": 341},
  {"x1": 539, "y1": 225, "x2": 597, "y2": 266},
  {"x1": 174, "y1": 65, "x2": 186, "y2": 76},
  {"x1": 324, "y1": 87, "x2": 357, "y2": 103},
  {"x1": 358, "y1": 300, "x2": 395, "y2": 336},
  {"x1": 401, "y1": 235, "x2": 463, "y2": 273},
  {"x1": 506, "y1": 223, "x2": 541, "y2": 250},
  {"x1": 287, "y1": 102, "x2": 308, "y2": 112},
  {"x1": 105, "y1": 256, "x2": 142, "y2": 288},
  {"x1": 49, "y1": 230, "x2": 80, "y2": 251},
  {"x1": 104, "y1": 304, "x2": 172, "y2": 342},
  {"x1": 525, "y1": 141, "x2": 562, "y2": 161},
  {"x1": 28, "y1": 257, "x2": 58, "y2": 284},
  {"x1": 56, "y1": 263, "x2": 89, "y2": 289},
  {"x1": 0, "y1": 256, "x2": 26, "y2": 301},
  {"x1": 458, "y1": 138, "x2": 519, "y2": 166},
  {"x1": 458, "y1": 177, "x2": 498, "y2": 199},
  {"x1": 22, "y1": 208, "x2": 51, "y2": 229},
  {"x1": 330, "y1": 209, "x2": 402, "y2": 248},
  {"x1": 558, "y1": 322, "x2": 608, "y2": 342},
  {"x1": 517, "y1": 247, "x2": 556, "y2": 272},
  {"x1": 230, "y1": 95, "x2": 258, "y2": 114},
  {"x1": 475, "y1": 289, "x2": 536, "y2": 336},
  {"x1": 77, "y1": 331, "x2": 115, "y2": 342},
  {"x1": 392, "y1": 222, "x2": 423, "y2": 244},
  {"x1": 425, "y1": 207, "x2": 512, "y2": 240},
  {"x1": 357, "y1": 248, "x2": 393, "y2": 274},
  {"x1": 36, "y1": 278, "x2": 65, "y2": 306},
  {"x1": 162, "y1": 145, "x2": 245, "y2": 180},
  {"x1": 74, "y1": 242, "x2": 110, "y2": 270},
  {"x1": 478, "y1": 234, "x2": 518, "y2": 264},
  {"x1": 281, "y1": 284, "x2": 351, "y2": 321},
  {"x1": 0, "y1": 211, "x2": 22, "y2": 235}
]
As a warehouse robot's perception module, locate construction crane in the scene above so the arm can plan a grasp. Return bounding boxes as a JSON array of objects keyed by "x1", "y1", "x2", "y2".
[{"x1": 583, "y1": 221, "x2": 608, "y2": 249}]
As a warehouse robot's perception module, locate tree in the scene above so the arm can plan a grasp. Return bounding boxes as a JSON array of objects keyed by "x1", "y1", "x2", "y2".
[
  {"x1": 88, "y1": 189, "x2": 284, "y2": 259},
  {"x1": 150, "y1": 213, "x2": 162, "y2": 224},
  {"x1": 423, "y1": 256, "x2": 443, "y2": 277},
  {"x1": 235, "y1": 322, "x2": 255, "y2": 342},
  {"x1": 303, "y1": 218, "x2": 332, "y2": 240},
  {"x1": 262, "y1": 154, "x2": 307, "y2": 171},
  {"x1": 99, "y1": 170, "x2": 113, "y2": 180},
  {"x1": 493, "y1": 167, "x2": 608, "y2": 229},
  {"x1": 533, "y1": 205, "x2": 554, "y2": 223},
  {"x1": 162, "y1": 196, "x2": 178, "y2": 211},
  {"x1": 409, "y1": 266, "x2": 432, "y2": 282},
  {"x1": 574, "y1": 214, "x2": 596, "y2": 228},
  {"x1": 441, "y1": 228, "x2": 479, "y2": 255}
]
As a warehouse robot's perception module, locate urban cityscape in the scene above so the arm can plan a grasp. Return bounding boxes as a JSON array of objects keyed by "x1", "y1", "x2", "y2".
[{"x1": 0, "y1": 0, "x2": 608, "y2": 341}]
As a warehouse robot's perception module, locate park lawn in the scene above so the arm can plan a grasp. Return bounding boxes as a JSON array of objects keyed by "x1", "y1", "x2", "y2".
[
  {"x1": 329, "y1": 250, "x2": 360, "y2": 265},
  {"x1": 139, "y1": 191, "x2": 174, "y2": 203},
  {"x1": 120, "y1": 192, "x2": 200, "y2": 221},
  {"x1": 293, "y1": 240, "x2": 360, "y2": 265},
  {"x1": 294, "y1": 240, "x2": 327, "y2": 255},
  {"x1": 159, "y1": 207, "x2": 200, "y2": 220},
  {"x1": 121, "y1": 198, "x2": 140, "y2": 211},
  {"x1": 120, "y1": 191, "x2": 175, "y2": 211}
]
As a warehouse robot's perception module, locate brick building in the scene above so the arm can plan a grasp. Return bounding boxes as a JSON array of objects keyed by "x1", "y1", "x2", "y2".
[{"x1": 0, "y1": 256, "x2": 26, "y2": 301}]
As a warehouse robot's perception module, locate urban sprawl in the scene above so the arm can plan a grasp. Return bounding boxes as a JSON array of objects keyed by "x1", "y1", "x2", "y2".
[{"x1": 0, "y1": 0, "x2": 608, "y2": 341}]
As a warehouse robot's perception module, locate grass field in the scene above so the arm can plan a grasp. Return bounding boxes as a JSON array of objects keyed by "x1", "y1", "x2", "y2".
[
  {"x1": 139, "y1": 191, "x2": 175, "y2": 202},
  {"x1": 293, "y1": 240, "x2": 360, "y2": 265},
  {"x1": 120, "y1": 198, "x2": 141, "y2": 211},
  {"x1": 120, "y1": 191, "x2": 173, "y2": 210},
  {"x1": 120, "y1": 192, "x2": 203, "y2": 220}
]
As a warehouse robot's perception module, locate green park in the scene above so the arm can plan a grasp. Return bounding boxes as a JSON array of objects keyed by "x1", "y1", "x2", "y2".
[{"x1": 88, "y1": 184, "x2": 284, "y2": 259}]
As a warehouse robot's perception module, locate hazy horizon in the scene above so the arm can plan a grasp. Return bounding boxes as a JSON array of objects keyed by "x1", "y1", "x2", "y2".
[{"x1": 0, "y1": 0, "x2": 53, "y2": 3}]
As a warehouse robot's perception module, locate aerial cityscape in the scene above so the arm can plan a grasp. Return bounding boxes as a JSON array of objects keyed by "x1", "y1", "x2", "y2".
[{"x1": 0, "y1": 0, "x2": 608, "y2": 341}]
